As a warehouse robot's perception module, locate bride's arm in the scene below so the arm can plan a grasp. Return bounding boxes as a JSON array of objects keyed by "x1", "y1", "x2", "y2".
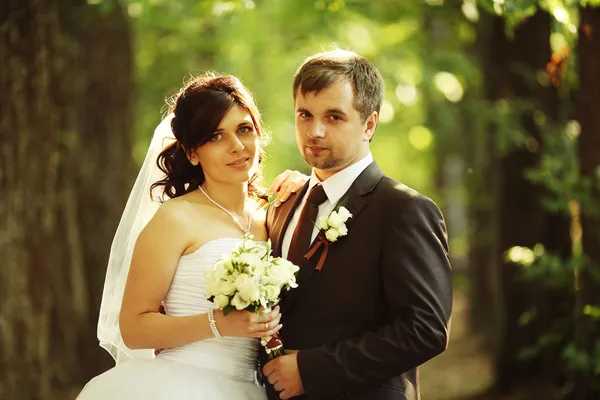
[{"x1": 119, "y1": 202, "x2": 281, "y2": 350}]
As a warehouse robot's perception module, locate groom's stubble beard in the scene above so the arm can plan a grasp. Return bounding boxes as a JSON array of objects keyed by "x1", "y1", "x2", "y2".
[
  {"x1": 300, "y1": 141, "x2": 362, "y2": 172},
  {"x1": 302, "y1": 149, "x2": 338, "y2": 170}
]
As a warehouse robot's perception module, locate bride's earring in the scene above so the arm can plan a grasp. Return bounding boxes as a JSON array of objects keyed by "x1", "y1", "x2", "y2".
[{"x1": 190, "y1": 159, "x2": 198, "y2": 166}]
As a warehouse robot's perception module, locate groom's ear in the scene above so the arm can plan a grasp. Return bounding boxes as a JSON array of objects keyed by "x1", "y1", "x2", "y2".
[{"x1": 363, "y1": 111, "x2": 378, "y2": 142}]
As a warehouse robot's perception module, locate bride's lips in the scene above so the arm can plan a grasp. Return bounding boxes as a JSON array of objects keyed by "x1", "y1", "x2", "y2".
[{"x1": 227, "y1": 157, "x2": 250, "y2": 168}]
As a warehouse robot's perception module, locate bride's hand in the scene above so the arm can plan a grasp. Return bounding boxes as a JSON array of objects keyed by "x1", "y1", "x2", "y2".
[
  {"x1": 215, "y1": 306, "x2": 282, "y2": 338},
  {"x1": 268, "y1": 170, "x2": 309, "y2": 207}
]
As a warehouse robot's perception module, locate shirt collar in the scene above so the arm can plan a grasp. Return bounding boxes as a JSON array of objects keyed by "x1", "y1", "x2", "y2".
[{"x1": 308, "y1": 153, "x2": 374, "y2": 205}]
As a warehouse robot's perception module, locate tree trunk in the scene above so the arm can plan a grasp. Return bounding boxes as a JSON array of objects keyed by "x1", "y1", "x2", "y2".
[
  {"x1": 423, "y1": 2, "x2": 470, "y2": 275},
  {"x1": 0, "y1": 1, "x2": 134, "y2": 398},
  {"x1": 575, "y1": 5, "x2": 600, "y2": 398},
  {"x1": 473, "y1": 10, "x2": 572, "y2": 393},
  {"x1": 467, "y1": 10, "x2": 502, "y2": 351}
]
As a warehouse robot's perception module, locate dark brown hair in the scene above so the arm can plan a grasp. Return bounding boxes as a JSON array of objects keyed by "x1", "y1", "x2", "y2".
[
  {"x1": 152, "y1": 73, "x2": 268, "y2": 200},
  {"x1": 293, "y1": 49, "x2": 384, "y2": 122}
]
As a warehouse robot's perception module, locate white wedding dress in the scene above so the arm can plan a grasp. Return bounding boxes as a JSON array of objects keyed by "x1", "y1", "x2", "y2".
[{"x1": 78, "y1": 238, "x2": 266, "y2": 399}]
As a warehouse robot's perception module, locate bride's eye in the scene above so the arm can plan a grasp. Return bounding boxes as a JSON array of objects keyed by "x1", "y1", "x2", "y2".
[
  {"x1": 210, "y1": 133, "x2": 223, "y2": 142},
  {"x1": 238, "y1": 126, "x2": 254, "y2": 134}
]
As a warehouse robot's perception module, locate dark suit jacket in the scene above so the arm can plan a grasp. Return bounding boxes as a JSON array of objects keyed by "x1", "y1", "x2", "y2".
[{"x1": 262, "y1": 162, "x2": 452, "y2": 400}]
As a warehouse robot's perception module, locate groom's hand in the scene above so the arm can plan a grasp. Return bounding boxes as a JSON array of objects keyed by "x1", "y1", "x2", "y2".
[{"x1": 263, "y1": 350, "x2": 305, "y2": 399}]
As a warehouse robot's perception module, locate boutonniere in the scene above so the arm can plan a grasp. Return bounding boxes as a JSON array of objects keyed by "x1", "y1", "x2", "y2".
[
  {"x1": 304, "y1": 202, "x2": 353, "y2": 271},
  {"x1": 317, "y1": 206, "x2": 352, "y2": 242}
]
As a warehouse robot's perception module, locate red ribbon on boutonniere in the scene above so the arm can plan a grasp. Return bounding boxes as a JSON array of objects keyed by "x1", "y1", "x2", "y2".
[
  {"x1": 303, "y1": 203, "x2": 353, "y2": 271},
  {"x1": 303, "y1": 232, "x2": 330, "y2": 271}
]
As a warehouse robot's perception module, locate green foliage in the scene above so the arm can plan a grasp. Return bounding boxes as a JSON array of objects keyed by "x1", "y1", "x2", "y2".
[
  {"x1": 510, "y1": 246, "x2": 600, "y2": 386},
  {"x1": 480, "y1": 1, "x2": 600, "y2": 389},
  {"x1": 563, "y1": 343, "x2": 593, "y2": 372},
  {"x1": 124, "y1": 1, "x2": 600, "y2": 385},
  {"x1": 583, "y1": 305, "x2": 600, "y2": 320},
  {"x1": 517, "y1": 251, "x2": 577, "y2": 288},
  {"x1": 581, "y1": 0, "x2": 600, "y2": 7},
  {"x1": 478, "y1": 0, "x2": 539, "y2": 34},
  {"x1": 524, "y1": 121, "x2": 580, "y2": 214},
  {"x1": 126, "y1": 0, "x2": 481, "y2": 203},
  {"x1": 562, "y1": 336, "x2": 600, "y2": 378},
  {"x1": 518, "y1": 331, "x2": 565, "y2": 361}
]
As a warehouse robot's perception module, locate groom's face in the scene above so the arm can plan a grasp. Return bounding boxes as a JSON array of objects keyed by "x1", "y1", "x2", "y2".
[{"x1": 294, "y1": 79, "x2": 376, "y2": 180}]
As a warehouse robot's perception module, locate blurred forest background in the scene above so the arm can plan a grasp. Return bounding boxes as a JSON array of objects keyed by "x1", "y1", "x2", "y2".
[{"x1": 1, "y1": 0, "x2": 600, "y2": 399}]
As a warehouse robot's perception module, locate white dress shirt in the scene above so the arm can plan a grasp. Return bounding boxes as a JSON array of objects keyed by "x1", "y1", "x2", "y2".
[{"x1": 281, "y1": 153, "x2": 374, "y2": 259}]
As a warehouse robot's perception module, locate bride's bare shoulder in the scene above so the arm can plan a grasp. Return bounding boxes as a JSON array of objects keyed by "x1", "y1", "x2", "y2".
[{"x1": 154, "y1": 191, "x2": 212, "y2": 224}]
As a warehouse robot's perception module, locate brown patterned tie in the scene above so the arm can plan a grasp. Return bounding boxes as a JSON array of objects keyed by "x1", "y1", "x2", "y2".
[{"x1": 288, "y1": 184, "x2": 328, "y2": 266}]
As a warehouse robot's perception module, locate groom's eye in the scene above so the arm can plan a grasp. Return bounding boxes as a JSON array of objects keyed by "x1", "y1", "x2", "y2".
[
  {"x1": 298, "y1": 111, "x2": 312, "y2": 119},
  {"x1": 329, "y1": 115, "x2": 343, "y2": 121}
]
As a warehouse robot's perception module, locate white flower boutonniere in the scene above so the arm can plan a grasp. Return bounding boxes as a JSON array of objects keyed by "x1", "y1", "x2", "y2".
[
  {"x1": 317, "y1": 206, "x2": 353, "y2": 243},
  {"x1": 304, "y1": 204, "x2": 353, "y2": 271}
]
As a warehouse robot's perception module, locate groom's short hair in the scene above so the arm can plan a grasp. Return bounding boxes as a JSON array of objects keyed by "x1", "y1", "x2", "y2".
[{"x1": 293, "y1": 49, "x2": 384, "y2": 122}]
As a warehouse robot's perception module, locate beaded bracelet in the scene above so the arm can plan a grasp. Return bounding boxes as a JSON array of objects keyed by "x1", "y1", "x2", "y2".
[{"x1": 208, "y1": 309, "x2": 223, "y2": 339}]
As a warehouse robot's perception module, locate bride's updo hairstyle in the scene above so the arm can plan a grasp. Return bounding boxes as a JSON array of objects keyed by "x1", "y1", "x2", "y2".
[{"x1": 152, "y1": 73, "x2": 268, "y2": 200}]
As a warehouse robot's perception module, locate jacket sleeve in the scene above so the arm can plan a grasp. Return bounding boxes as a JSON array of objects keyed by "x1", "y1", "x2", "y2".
[{"x1": 296, "y1": 195, "x2": 453, "y2": 399}]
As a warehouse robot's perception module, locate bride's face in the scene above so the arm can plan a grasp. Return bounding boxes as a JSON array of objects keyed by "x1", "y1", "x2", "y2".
[{"x1": 191, "y1": 104, "x2": 260, "y2": 185}]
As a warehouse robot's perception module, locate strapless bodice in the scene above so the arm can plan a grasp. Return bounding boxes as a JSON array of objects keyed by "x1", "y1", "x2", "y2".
[{"x1": 156, "y1": 238, "x2": 259, "y2": 382}]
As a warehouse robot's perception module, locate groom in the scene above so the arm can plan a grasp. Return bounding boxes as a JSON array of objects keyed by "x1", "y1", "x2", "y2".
[{"x1": 261, "y1": 50, "x2": 453, "y2": 400}]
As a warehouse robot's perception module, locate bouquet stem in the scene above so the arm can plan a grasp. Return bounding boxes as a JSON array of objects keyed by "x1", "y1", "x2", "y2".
[{"x1": 262, "y1": 333, "x2": 285, "y2": 360}]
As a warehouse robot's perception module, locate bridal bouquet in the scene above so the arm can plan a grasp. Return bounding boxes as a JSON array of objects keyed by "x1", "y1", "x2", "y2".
[{"x1": 205, "y1": 237, "x2": 299, "y2": 359}]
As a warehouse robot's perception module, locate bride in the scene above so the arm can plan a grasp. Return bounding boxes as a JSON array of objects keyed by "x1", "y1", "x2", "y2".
[{"x1": 78, "y1": 73, "x2": 305, "y2": 399}]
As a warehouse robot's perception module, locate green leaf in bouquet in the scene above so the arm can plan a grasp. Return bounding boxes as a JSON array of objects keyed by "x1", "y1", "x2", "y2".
[
  {"x1": 222, "y1": 305, "x2": 236, "y2": 317},
  {"x1": 246, "y1": 303, "x2": 261, "y2": 314},
  {"x1": 264, "y1": 240, "x2": 272, "y2": 260}
]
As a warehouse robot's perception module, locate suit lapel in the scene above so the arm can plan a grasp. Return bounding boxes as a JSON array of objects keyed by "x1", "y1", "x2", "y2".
[
  {"x1": 269, "y1": 182, "x2": 309, "y2": 258},
  {"x1": 284, "y1": 162, "x2": 385, "y2": 311},
  {"x1": 303, "y1": 161, "x2": 383, "y2": 256}
]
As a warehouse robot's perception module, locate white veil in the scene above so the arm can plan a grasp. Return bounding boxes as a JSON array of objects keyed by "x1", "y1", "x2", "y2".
[{"x1": 97, "y1": 114, "x2": 175, "y2": 364}]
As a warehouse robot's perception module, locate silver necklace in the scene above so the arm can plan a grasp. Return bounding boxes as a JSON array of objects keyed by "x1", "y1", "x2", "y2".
[{"x1": 199, "y1": 186, "x2": 252, "y2": 235}]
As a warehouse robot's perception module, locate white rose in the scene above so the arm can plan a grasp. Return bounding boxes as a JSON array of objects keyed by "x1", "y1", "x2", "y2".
[
  {"x1": 239, "y1": 252, "x2": 262, "y2": 268},
  {"x1": 222, "y1": 257, "x2": 234, "y2": 272},
  {"x1": 317, "y1": 215, "x2": 330, "y2": 230},
  {"x1": 252, "y1": 262, "x2": 267, "y2": 279},
  {"x1": 216, "y1": 278, "x2": 236, "y2": 296},
  {"x1": 279, "y1": 258, "x2": 300, "y2": 275},
  {"x1": 234, "y1": 274, "x2": 260, "y2": 302},
  {"x1": 336, "y1": 224, "x2": 348, "y2": 236},
  {"x1": 242, "y1": 239, "x2": 264, "y2": 253},
  {"x1": 254, "y1": 243, "x2": 269, "y2": 259},
  {"x1": 265, "y1": 262, "x2": 292, "y2": 286},
  {"x1": 213, "y1": 261, "x2": 228, "y2": 278},
  {"x1": 229, "y1": 269, "x2": 240, "y2": 281},
  {"x1": 325, "y1": 228, "x2": 339, "y2": 242},
  {"x1": 327, "y1": 211, "x2": 345, "y2": 229},
  {"x1": 205, "y1": 269, "x2": 216, "y2": 290},
  {"x1": 263, "y1": 285, "x2": 281, "y2": 301},
  {"x1": 213, "y1": 294, "x2": 230, "y2": 309},
  {"x1": 205, "y1": 266, "x2": 224, "y2": 294},
  {"x1": 337, "y1": 206, "x2": 352, "y2": 222},
  {"x1": 231, "y1": 292, "x2": 250, "y2": 310},
  {"x1": 287, "y1": 276, "x2": 298, "y2": 289}
]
